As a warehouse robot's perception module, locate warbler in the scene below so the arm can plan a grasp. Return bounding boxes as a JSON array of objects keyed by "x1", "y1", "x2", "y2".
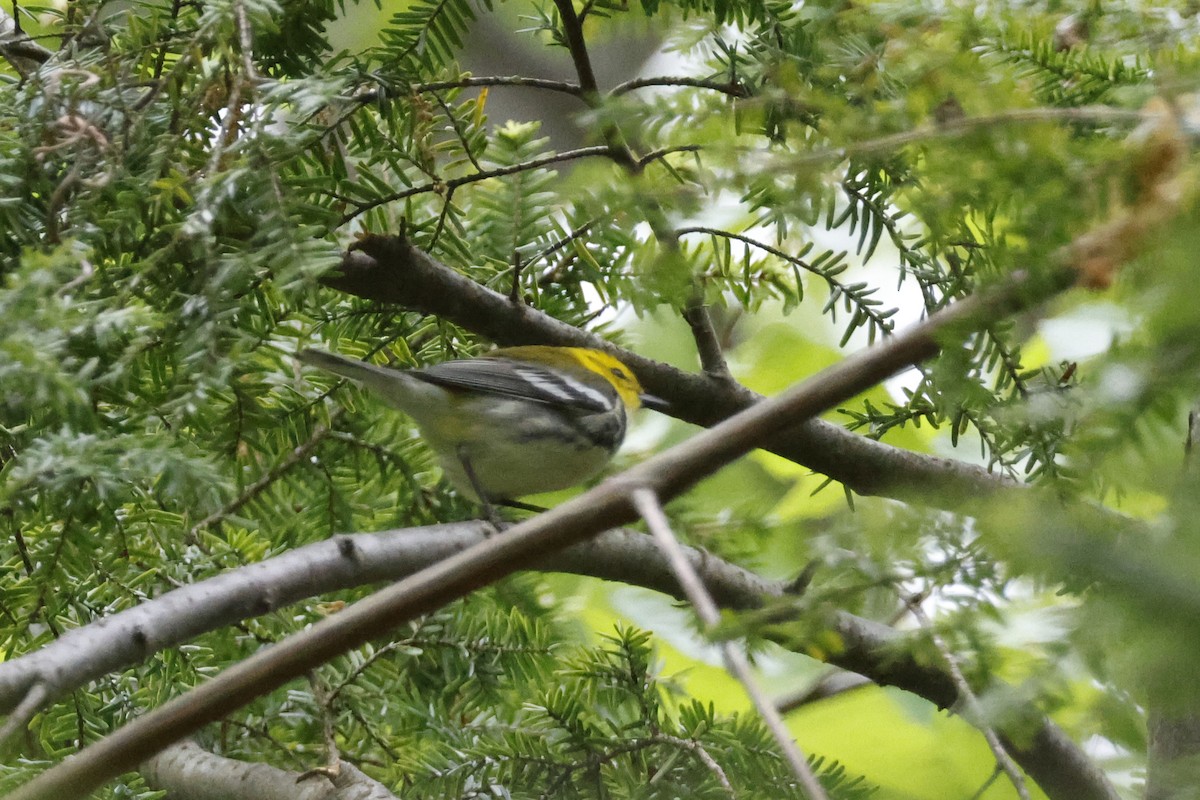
[{"x1": 299, "y1": 346, "x2": 664, "y2": 504}]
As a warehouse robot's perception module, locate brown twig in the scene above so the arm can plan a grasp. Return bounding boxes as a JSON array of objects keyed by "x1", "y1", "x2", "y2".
[
  {"x1": 187, "y1": 418, "x2": 337, "y2": 544},
  {"x1": 610, "y1": 76, "x2": 749, "y2": 98},
  {"x1": 551, "y1": 0, "x2": 600, "y2": 98},
  {"x1": 339, "y1": 145, "x2": 615, "y2": 224},
  {"x1": 682, "y1": 300, "x2": 732, "y2": 379},
  {"x1": 414, "y1": 75, "x2": 583, "y2": 97}
]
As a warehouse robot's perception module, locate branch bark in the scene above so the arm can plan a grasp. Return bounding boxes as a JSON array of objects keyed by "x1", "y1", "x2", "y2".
[
  {"x1": 1, "y1": 525, "x2": 1117, "y2": 800},
  {"x1": 141, "y1": 740, "x2": 398, "y2": 800},
  {"x1": 7, "y1": 268, "x2": 1120, "y2": 800},
  {"x1": 324, "y1": 234, "x2": 1034, "y2": 506}
]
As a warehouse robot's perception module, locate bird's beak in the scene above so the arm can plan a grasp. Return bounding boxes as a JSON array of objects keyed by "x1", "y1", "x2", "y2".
[{"x1": 639, "y1": 393, "x2": 670, "y2": 413}]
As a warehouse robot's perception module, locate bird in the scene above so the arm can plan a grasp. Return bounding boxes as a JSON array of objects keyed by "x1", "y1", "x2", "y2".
[{"x1": 298, "y1": 345, "x2": 664, "y2": 510}]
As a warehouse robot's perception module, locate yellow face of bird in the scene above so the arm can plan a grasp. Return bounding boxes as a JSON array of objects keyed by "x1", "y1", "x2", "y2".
[{"x1": 567, "y1": 348, "x2": 646, "y2": 409}]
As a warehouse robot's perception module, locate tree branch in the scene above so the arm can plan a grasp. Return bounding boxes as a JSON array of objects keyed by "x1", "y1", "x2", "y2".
[
  {"x1": 0, "y1": 526, "x2": 762, "y2": 721},
  {"x1": 681, "y1": 299, "x2": 733, "y2": 379},
  {"x1": 140, "y1": 739, "x2": 398, "y2": 800},
  {"x1": 323, "y1": 234, "x2": 1030, "y2": 505},
  {"x1": 610, "y1": 76, "x2": 750, "y2": 98},
  {"x1": 339, "y1": 145, "x2": 616, "y2": 224},
  {"x1": 632, "y1": 487, "x2": 829, "y2": 800},
  {"x1": 7, "y1": 268, "x2": 1118, "y2": 800},
  {"x1": 0, "y1": 523, "x2": 1119, "y2": 800},
  {"x1": 902, "y1": 593, "x2": 1030, "y2": 800},
  {"x1": 415, "y1": 75, "x2": 584, "y2": 96},
  {"x1": 551, "y1": 0, "x2": 600, "y2": 98}
]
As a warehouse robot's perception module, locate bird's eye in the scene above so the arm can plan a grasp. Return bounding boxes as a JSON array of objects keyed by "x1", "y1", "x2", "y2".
[{"x1": 610, "y1": 367, "x2": 628, "y2": 380}]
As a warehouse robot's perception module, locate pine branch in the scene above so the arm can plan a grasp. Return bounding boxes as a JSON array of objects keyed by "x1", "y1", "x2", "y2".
[
  {"x1": 6, "y1": 263, "x2": 1120, "y2": 800},
  {"x1": 0, "y1": 524, "x2": 1119, "y2": 800},
  {"x1": 322, "y1": 234, "x2": 1025, "y2": 504},
  {"x1": 339, "y1": 145, "x2": 616, "y2": 224},
  {"x1": 610, "y1": 75, "x2": 750, "y2": 98}
]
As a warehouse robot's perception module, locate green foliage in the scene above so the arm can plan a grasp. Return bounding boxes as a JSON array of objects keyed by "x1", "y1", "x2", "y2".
[
  {"x1": 5, "y1": 0, "x2": 1200, "y2": 797},
  {"x1": 376, "y1": 625, "x2": 876, "y2": 800}
]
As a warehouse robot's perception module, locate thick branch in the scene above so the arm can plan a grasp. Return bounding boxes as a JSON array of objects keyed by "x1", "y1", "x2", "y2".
[
  {"x1": 1, "y1": 524, "x2": 1118, "y2": 800},
  {"x1": 324, "y1": 234, "x2": 1031, "y2": 505},
  {"x1": 0, "y1": 526, "x2": 768, "y2": 716},
  {"x1": 8, "y1": 268, "x2": 1116, "y2": 800},
  {"x1": 141, "y1": 740, "x2": 397, "y2": 800}
]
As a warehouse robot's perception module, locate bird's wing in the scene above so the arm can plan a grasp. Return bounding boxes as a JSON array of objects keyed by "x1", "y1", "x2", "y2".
[{"x1": 413, "y1": 358, "x2": 614, "y2": 412}]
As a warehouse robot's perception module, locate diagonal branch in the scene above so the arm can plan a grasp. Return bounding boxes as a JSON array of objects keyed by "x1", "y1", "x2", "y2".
[
  {"x1": 6, "y1": 265, "x2": 1113, "y2": 800},
  {"x1": 340, "y1": 145, "x2": 617, "y2": 224},
  {"x1": 324, "y1": 233, "x2": 1029, "y2": 504},
  {"x1": 0, "y1": 524, "x2": 1117, "y2": 800},
  {"x1": 902, "y1": 592, "x2": 1030, "y2": 800}
]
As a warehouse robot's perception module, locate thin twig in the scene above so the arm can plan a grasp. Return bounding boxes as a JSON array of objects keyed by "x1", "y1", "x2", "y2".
[
  {"x1": 340, "y1": 145, "x2": 615, "y2": 224},
  {"x1": 968, "y1": 768, "x2": 1004, "y2": 800},
  {"x1": 610, "y1": 76, "x2": 749, "y2": 98},
  {"x1": 636, "y1": 144, "x2": 702, "y2": 169},
  {"x1": 427, "y1": 90, "x2": 484, "y2": 172},
  {"x1": 297, "y1": 673, "x2": 342, "y2": 783},
  {"x1": 654, "y1": 734, "x2": 735, "y2": 798},
  {"x1": 410, "y1": 76, "x2": 583, "y2": 97},
  {"x1": 902, "y1": 592, "x2": 1031, "y2": 800},
  {"x1": 630, "y1": 487, "x2": 830, "y2": 800},
  {"x1": 187, "y1": 418, "x2": 337, "y2": 544},
  {"x1": 676, "y1": 226, "x2": 897, "y2": 337},
  {"x1": 531, "y1": 220, "x2": 595, "y2": 287},
  {"x1": 775, "y1": 670, "x2": 872, "y2": 714}
]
